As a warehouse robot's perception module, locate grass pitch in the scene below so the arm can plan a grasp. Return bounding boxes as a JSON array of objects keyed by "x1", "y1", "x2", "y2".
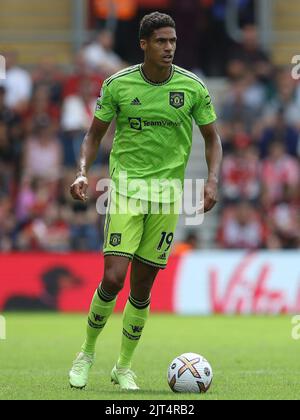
[{"x1": 0, "y1": 314, "x2": 299, "y2": 400}]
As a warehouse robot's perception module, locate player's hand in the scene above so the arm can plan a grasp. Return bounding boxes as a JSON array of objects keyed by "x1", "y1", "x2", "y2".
[
  {"x1": 204, "y1": 180, "x2": 218, "y2": 213},
  {"x1": 70, "y1": 175, "x2": 89, "y2": 202}
]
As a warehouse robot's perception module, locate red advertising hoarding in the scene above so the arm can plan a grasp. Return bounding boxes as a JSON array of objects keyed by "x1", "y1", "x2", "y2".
[
  {"x1": 1, "y1": 252, "x2": 300, "y2": 314},
  {"x1": 0, "y1": 254, "x2": 179, "y2": 312}
]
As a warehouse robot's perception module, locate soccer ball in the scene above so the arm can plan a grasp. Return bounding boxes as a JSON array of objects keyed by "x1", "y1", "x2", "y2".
[{"x1": 167, "y1": 353, "x2": 213, "y2": 393}]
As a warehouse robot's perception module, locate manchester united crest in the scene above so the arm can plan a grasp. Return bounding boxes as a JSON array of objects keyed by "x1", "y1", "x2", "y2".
[
  {"x1": 110, "y1": 233, "x2": 122, "y2": 247},
  {"x1": 170, "y1": 92, "x2": 185, "y2": 109}
]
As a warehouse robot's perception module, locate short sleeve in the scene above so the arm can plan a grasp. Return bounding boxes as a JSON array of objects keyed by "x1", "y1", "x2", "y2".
[
  {"x1": 94, "y1": 81, "x2": 117, "y2": 123},
  {"x1": 192, "y1": 83, "x2": 217, "y2": 126}
]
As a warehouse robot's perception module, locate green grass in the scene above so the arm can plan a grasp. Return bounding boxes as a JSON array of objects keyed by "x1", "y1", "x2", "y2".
[{"x1": 0, "y1": 314, "x2": 299, "y2": 400}]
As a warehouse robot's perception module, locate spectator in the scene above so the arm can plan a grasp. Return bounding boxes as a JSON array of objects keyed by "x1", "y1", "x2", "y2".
[
  {"x1": 220, "y1": 71, "x2": 266, "y2": 133},
  {"x1": 63, "y1": 51, "x2": 104, "y2": 98},
  {"x1": 172, "y1": 231, "x2": 200, "y2": 256},
  {"x1": 0, "y1": 85, "x2": 23, "y2": 169},
  {"x1": 70, "y1": 207, "x2": 102, "y2": 251},
  {"x1": 261, "y1": 141, "x2": 299, "y2": 207},
  {"x1": 42, "y1": 204, "x2": 71, "y2": 252},
  {"x1": 258, "y1": 108, "x2": 300, "y2": 159},
  {"x1": 264, "y1": 67, "x2": 300, "y2": 129},
  {"x1": 61, "y1": 79, "x2": 97, "y2": 167},
  {"x1": 15, "y1": 182, "x2": 58, "y2": 251},
  {"x1": 0, "y1": 121, "x2": 14, "y2": 166},
  {"x1": 0, "y1": 86, "x2": 20, "y2": 129},
  {"x1": 265, "y1": 233, "x2": 283, "y2": 250},
  {"x1": 15, "y1": 177, "x2": 38, "y2": 223},
  {"x1": 24, "y1": 85, "x2": 60, "y2": 134},
  {"x1": 0, "y1": 51, "x2": 32, "y2": 112},
  {"x1": 221, "y1": 141, "x2": 261, "y2": 204},
  {"x1": 0, "y1": 121, "x2": 15, "y2": 195},
  {"x1": 93, "y1": 0, "x2": 138, "y2": 62},
  {"x1": 16, "y1": 203, "x2": 71, "y2": 252},
  {"x1": 267, "y1": 202, "x2": 300, "y2": 249},
  {"x1": 228, "y1": 24, "x2": 273, "y2": 83},
  {"x1": 0, "y1": 196, "x2": 15, "y2": 252},
  {"x1": 23, "y1": 117, "x2": 63, "y2": 182},
  {"x1": 31, "y1": 56, "x2": 65, "y2": 106},
  {"x1": 82, "y1": 29, "x2": 126, "y2": 76},
  {"x1": 218, "y1": 202, "x2": 265, "y2": 250}
]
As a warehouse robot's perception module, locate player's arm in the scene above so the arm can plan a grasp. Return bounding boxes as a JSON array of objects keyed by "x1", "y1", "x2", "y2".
[
  {"x1": 199, "y1": 122, "x2": 223, "y2": 213},
  {"x1": 71, "y1": 79, "x2": 117, "y2": 202},
  {"x1": 70, "y1": 117, "x2": 110, "y2": 201}
]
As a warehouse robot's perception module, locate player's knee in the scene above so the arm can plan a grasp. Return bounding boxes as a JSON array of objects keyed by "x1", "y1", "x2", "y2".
[{"x1": 102, "y1": 268, "x2": 126, "y2": 294}]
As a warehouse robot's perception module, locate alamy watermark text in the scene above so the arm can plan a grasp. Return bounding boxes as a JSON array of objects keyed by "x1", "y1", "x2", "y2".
[
  {"x1": 0, "y1": 55, "x2": 6, "y2": 80},
  {"x1": 291, "y1": 55, "x2": 300, "y2": 80},
  {"x1": 291, "y1": 315, "x2": 300, "y2": 340},
  {"x1": 0, "y1": 316, "x2": 6, "y2": 340}
]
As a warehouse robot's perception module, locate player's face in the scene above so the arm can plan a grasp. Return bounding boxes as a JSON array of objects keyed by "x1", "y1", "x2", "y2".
[{"x1": 141, "y1": 27, "x2": 177, "y2": 67}]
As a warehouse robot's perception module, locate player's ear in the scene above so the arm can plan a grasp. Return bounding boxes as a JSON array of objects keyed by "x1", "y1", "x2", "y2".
[{"x1": 140, "y1": 39, "x2": 147, "y2": 52}]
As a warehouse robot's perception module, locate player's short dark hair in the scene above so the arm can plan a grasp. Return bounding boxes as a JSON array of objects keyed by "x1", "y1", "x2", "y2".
[{"x1": 139, "y1": 12, "x2": 176, "y2": 40}]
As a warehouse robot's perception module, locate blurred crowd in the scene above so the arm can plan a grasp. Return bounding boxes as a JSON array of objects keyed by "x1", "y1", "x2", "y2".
[
  {"x1": 88, "y1": 0, "x2": 255, "y2": 75},
  {"x1": 0, "y1": 0, "x2": 299, "y2": 252},
  {"x1": 217, "y1": 26, "x2": 300, "y2": 250},
  {"x1": 0, "y1": 49, "x2": 114, "y2": 252}
]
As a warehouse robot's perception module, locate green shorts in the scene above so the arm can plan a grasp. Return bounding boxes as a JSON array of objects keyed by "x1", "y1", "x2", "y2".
[{"x1": 103, "y1": 191, "x2": 180, "y2": 269}]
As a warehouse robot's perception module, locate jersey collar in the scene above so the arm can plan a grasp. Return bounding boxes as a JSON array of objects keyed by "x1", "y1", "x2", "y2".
[{"x1": 139, "y1": 64, "x2": 175, "y2": 86}]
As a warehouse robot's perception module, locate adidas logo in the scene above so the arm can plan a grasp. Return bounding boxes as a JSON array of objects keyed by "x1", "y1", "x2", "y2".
[
  {"x1": 158, "y1": 253, "x2": 167, "y2": 261},
  {"x1": 131, "y1": 97, "x2": 142, "y2": 105}
]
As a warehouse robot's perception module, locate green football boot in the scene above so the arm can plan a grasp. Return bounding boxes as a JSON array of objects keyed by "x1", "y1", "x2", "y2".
[
  {"x1": 69, "y1": 352, "x2": 94, "y2": 389},
  {"x1": 111, "y1": 365, "x2": 140, "y2": 391}
]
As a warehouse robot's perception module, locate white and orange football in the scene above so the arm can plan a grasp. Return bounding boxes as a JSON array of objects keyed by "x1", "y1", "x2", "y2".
[{"x1": 167, "y1": 353, "x2": 213, "y2": 394}]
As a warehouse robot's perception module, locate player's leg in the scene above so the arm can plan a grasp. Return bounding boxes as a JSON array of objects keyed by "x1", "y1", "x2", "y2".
[
  {"x1": 111, "y1": 201, "x2": 180, "y2": 390},
  {"x1": 69, "y1": 191, "x2": 143, "y2": 389},
  {"x1": 81, "y1": 255, "x2": 130, "y2": 356},
  {"x1": 69, "y1": 255, "x2": 130, "y2": 389},
  {"x1": 118, "y1": 258, "x2": 159, "y2": 369},
  {"x1": 111, "y1": 259, "x2": 159, "y2": 390},
  {"x1": 117, "y1": 259, "x2": 159, "y2": 368}
]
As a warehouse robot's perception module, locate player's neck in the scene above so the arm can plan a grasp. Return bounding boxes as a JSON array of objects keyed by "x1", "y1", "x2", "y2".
[{"x1": 142, "y1": 61, "x2": 173, "y2": 84}]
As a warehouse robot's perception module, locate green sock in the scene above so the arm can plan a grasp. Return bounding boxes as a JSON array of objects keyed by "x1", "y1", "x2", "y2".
[
  {"x1": 117, "y1": 295, "x2": 150, "y2": 369},
  {"x1": 81, "y1": 285, "x2": 117, "y2": 356}
]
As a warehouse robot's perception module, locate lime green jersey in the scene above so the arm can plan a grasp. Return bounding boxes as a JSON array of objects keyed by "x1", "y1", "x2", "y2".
[{"x1": 95, "y1": 64, "x2": 217, "y2": 203}]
